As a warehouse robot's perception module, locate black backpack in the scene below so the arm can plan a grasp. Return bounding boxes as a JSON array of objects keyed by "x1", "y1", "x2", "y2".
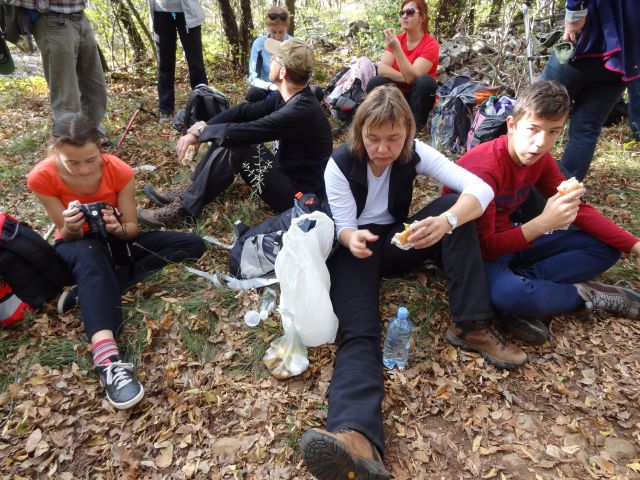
[
  {"x1": 173, "y1": 84, "x2": 230, "y2": 134},
  {"x1": 228, "y1": 193, "x2": 324, "y2": 279},
  {"x1": 0, "y1": 212, "x2": 74, "y2": 309}
]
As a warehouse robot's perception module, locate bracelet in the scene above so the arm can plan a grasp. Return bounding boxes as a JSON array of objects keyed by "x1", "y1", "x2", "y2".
[{"x1": 187, "y1": 121, "x2": 207, "y2": 137}]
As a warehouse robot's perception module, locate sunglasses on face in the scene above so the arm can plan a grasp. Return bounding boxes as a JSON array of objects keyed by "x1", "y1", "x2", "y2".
[
  {"x1": 268, "y1": 12, "x2": 288, "y2": 21},
  {"x1": 400, "y1": 7, "x2": 418, "y2": 17}
]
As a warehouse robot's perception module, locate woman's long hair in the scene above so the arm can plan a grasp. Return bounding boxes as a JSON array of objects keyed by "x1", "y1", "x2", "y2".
[
  {"x1": 348, "y1": 85, "x2": 416, "y2": 165},
  {"x1": 49, "y1": 112, "x2": 102, "y2": 151}
]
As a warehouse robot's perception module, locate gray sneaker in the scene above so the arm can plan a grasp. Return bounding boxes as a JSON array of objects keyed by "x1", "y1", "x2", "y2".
[
  {"x1": 574, "y1": 281, "x2": 640, "y2": 319},
  {"x1": 96, "y1": 361, "x2": 144, "y2": 410}
]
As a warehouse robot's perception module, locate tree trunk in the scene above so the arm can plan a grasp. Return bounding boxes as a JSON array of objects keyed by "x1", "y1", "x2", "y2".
[
  {"x1": 238, "y1": 0, "x2": 253, "y2": 72},
  {"x1": 217, "y1": 0, "x2": 241, "y2": 68},
  {"x1": 434, "y1": 0, "x2": 466, "y2": 39},
  {"x1": 115, "y1": 1, "x2": 146, "y2": 63},
  {"x1": 285, "y1": 0, "x2": 295, "y2": 36},
  {"x1": 123, "y1": 0, "x2": 157, "y2": 62},
  {"x1": 490, "y1": 0, "x2": 504, "y2": 19}
]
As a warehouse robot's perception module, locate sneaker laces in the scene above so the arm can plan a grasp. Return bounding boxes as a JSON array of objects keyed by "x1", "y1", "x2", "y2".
[
  {"x1": 155, "y1": 201, "x2": 185, "y2": 222},
  {"x1": 104, "y1": 361, "x2": 135, "y2": 390},
  {"x1": 486, "y1": 324, "x2": 509, "y2": 349}
]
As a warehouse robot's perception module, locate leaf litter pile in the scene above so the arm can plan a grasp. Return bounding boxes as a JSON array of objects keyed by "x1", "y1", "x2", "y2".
[{"x1": 1, "y1": 66, "x2": 640, "y2": 480}]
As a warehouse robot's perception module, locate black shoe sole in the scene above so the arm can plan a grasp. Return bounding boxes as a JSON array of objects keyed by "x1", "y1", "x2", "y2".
[
  {"x1": 300, "y1": 430, "x2": 390, "y2": 480},
  {"x1": 143, "y1": 184, "x2": 179, "y2": 207},
  {"x1": 444, "y1": 330, "x2": 527, "y2": 370},
  {"x1": 499, "y1": 316, "x2": 550, "y2": 346}
]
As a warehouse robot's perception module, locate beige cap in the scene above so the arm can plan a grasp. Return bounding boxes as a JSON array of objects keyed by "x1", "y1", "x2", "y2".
[{"x1": 264, "y1": 37, "x2": 314, "y2": 76}]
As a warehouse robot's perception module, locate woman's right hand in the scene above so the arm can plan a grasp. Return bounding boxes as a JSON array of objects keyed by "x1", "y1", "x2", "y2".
[
  {"x1": 176, "y1": 133, "x2": 199, "y2": 163},
  {"x1": 347, "y1": 229, "x2": 379, "y2": 258},
  {"x1": 62, "y1": 200, "x2": 85, "y2": 234}
]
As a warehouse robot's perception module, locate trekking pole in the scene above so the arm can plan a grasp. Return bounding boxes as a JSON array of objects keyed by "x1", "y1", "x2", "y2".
[
  {"x1": 117, "y1": 103, "x2": 142, "y2": 147},
  {"x1": 522, "y1": 0, "x2": 534, "y2": 84}
]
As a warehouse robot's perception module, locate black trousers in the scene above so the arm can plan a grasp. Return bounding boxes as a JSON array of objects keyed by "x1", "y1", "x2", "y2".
[
  {"x1": 367, "y1": 75, "x2": 438, "y2": 128},
  {"x1": 153, "y1": 11, "x2": 208, "y2": 115},
  {"x1": 55, "y1": 231, "x2": 205, "y2": 338},
  {"x1": 325, "y1": 194, "x2": 494, "y2": 455},
  {"x1": 181, "y1": 143, "x2": 299, "y2": 216}
]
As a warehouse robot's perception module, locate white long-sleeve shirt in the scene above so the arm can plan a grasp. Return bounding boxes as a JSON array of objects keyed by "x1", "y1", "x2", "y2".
[{"x1": 325, "y1": 139, "x2": 495, "y2": 237}]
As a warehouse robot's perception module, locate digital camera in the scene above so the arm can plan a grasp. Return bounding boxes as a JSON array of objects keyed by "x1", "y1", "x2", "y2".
[{"x1": 76, "y1": 201, "x2": 110, "y2": 237}]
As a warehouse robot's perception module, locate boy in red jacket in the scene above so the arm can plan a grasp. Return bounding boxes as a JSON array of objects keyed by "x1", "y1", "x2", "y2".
[{"x1": 444, "y1": 80, "x2": 640, "y2": 353}]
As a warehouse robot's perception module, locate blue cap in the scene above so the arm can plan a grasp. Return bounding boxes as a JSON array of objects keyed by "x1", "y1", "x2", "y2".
[{"x1": 397, "y1": 307, "x2": 408, "y2": 319}]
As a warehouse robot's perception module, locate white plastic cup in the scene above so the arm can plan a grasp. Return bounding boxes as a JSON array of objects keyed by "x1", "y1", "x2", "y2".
[{"x1": 244, "y1": 310, "x2": 261, "y2": 327}]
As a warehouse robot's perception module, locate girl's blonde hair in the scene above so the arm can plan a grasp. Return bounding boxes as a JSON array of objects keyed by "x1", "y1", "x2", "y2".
[{"x1": 348, "y1": 85, "x2": 416, "y2": 164}]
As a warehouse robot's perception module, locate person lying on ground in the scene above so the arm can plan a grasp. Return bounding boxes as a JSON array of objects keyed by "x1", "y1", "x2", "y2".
[
  {"x1": 366, "y1": 0, "x2": 439, "y2": 130},
  {"x1": 299, "y1": 85, "x2": 528, "y2": 480},
  {"x1": 27, "y1": 113, "x2": 205, "y2": 410},
  {"x1": 443, "y1": 80, "x2": 640, "y2": 351},
  {"x1": 138, "y1": 37, "x2": 333, "y2": 228}
]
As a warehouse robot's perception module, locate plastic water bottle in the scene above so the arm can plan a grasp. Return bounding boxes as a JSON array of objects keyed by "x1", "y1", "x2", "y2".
[
  {"x1": 496, "y1": 96, "x2": 513, "y2": 116},
  {"x1": 484, "y1": 95, "x2": 497, "y2": 116},
  {"x1": 382, "y1": 307, "x2": 412, "y2": 370},
  {"x1": 259, "y1": 288, "x2": 277, "y2": 320}
]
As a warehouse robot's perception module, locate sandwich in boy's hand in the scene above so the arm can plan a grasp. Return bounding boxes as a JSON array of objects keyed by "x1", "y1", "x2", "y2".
[
  {"x1": 557, "y1": 177, "x2": 584, "y2": 195},
  {"x1": 391, "y1": 223, "x2": 413, "y2": 250}
]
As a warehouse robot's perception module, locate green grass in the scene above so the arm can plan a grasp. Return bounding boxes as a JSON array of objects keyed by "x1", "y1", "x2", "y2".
[
  {"x1": 1, "y1": 121, "x2": 49, "y2": 159},
  {"x1": 231, "y1": 316, "x2": 281, "y2": 377},
  {"x1": 35, "y1": 337, "x2": 91, "y2": 369}
]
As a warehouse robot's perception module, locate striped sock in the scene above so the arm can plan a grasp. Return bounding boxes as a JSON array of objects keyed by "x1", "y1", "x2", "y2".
[{"x1": 92, "y1": 339, "x2": 120, "y2": 367}]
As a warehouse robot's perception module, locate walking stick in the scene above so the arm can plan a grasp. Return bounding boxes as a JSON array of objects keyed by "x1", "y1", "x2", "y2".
[{"x1": 522, "y1": 0, "x2": 535, "y2": 84}]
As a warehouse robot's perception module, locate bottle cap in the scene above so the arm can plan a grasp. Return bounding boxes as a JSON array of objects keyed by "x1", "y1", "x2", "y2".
[
  {"x1": 397, "y1": 307, "x2": 408, "y2": 319},
  {"x1": 244, "y1": 310, "x2": 261, "y2": 327}
]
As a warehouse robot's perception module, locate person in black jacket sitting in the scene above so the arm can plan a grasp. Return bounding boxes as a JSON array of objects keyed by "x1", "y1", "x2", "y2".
[{"x1": 138, "y1": 38, "x2": 333, "y2": 228}]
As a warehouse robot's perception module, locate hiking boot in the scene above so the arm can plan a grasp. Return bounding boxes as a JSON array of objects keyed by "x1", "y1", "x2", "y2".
[
  {"x1": 57, "y1": 286, "x2": 78, "y2": 314},
  {"x1": 574, "y1": 281, "x2": 640, "y2": 319},
  {"x1": 159, "y1": 113, "x2": 173, "y2": 125},
  {"x1": 498, "y1": 314, "x2": 549, "y2": 346},
  {"x1": 143, "y1": 184, "x2": 182, "y2": 206},
  {"x1": 137, "y1": 199, "x2": 191, "y2": 229},
  {"x1": 96, "y1": 361, "x2": 144, "y2": 410},
  {"x1": 300, "y1": 428, "x2": 389, "y2": 480},
  {"x1": 445, "y1": 321, "x2": 528, "y2": 369}
]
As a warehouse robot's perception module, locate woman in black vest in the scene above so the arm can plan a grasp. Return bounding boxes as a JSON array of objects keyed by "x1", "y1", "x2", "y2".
[{"x1": 299, "y1": 86, "x2": 527, "y2": 479}]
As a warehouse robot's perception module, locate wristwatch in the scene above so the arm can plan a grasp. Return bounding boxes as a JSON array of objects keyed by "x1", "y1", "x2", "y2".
[
  {"x1": 441, "y1": 211, "x2": 457, "y2": 234},
  {"x1": 187, "y1": 121, "x2": 207, "y2": 137}
]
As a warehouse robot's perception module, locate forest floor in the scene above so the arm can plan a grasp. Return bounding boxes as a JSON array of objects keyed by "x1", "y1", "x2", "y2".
[{"x1": 1, "y1": 56, "x2": 640, "y2": 480}]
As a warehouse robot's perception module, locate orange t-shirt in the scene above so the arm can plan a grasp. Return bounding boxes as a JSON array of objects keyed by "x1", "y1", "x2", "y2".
[{"x1": 27, "y1": 154, "x2": 134, "y2": 239}]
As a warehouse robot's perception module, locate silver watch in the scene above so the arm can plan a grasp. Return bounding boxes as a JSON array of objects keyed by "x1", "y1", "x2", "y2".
[{"x1": 441, "y1": 211, "x2": 457, "y2": 234}]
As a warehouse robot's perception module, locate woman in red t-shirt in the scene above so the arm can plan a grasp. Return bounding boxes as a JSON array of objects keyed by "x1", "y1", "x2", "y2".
[
  {"x1": 367, "y1": 0, "x2": 440, "y2": 129},
  {"x1": 27, "y1": 113, "x2": 205, "y2": 411}
]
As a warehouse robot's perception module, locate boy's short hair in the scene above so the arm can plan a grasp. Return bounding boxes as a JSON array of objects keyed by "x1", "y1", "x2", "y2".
[{"x1": 511, "y1": 80, "x2": 570, "y2": 123}]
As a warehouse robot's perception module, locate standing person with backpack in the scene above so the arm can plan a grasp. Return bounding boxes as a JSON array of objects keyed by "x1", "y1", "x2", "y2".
[
  {"x1": 366, "y1": 0, "x2": 439, "y2": 130},
  {"x1": 245, "y1": 5, "x2": 290, "y2": 103},
  {"x1": 148, "y1": 0, "x2": 208, "y2": 124},
  {"x1": 138, "y1": 37, "x2": 333, "y2": 228},
  {"x1": 27, "y1": 113, "x2": 206, "y2": 410}
]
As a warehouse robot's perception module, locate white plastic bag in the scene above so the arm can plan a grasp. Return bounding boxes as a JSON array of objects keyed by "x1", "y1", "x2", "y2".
[
  {"x1": 262, "y1": 315, "x2": 309, "y2": 379},
  {"x1": 274, "y1": 211, "x2": 338, "y2": 347}
]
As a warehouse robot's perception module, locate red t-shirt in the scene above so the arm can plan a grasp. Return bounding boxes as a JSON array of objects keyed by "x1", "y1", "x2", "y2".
[
  {"x1": 443, "y1": 135, "x2": 639, "y2": 260},
  {"x1": 387, "y1": 31, "x2": 439, "y2": 93},
  {"x1": 27, "y1": 153, "x2": 134, "y2": 239}
]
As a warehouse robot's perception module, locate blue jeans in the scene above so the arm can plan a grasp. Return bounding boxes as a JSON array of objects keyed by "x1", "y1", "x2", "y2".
[
  {"x1": 541, "y1": 53, "x2": 626, "y2": 181},
  {"x1": 628, "y1": 78, "x2": 640, "y2": 140},
  {"x1": 485, "y1": 229, "x2": 620, "y2": 318}
]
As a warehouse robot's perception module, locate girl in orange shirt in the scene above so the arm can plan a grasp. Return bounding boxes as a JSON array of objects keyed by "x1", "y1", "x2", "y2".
[{"x1": 28, "y1": 113, "x2": 205, "y2": 410}]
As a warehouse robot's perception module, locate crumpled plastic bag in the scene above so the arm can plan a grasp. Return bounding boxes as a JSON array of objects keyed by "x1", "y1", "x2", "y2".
[
  {"x1": 263, "y1": 313, "x2": 309, "y2": 379},
  {"x1": 274, "y1": 211, "x2": 338, "y2": 347}
]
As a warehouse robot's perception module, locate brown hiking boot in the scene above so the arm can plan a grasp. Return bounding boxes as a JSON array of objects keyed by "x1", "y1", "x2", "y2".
[
  {"x1": 137, "y1": 200, "x2": 191, "y2": 229},
  {"x1": 498, "y1": 314, "x2": 550, "y2": 346},
  {"x1": 300, "y1": 428, "x2": 389, "y2": 480},
  {"x1": 445, "y1": 321, "x2": 527, "y2": 369},
  {"x1": 574, "y1": 280, "x2": 640, "y2": 319},
  {"x1": 143, "y1": 184, "x2": 182, "y2": 206}
]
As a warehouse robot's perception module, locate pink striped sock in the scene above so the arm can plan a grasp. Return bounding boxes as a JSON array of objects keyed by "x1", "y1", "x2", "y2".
[{"x1": 92, "y1": 339, "x2": 120, "y2": 367}]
